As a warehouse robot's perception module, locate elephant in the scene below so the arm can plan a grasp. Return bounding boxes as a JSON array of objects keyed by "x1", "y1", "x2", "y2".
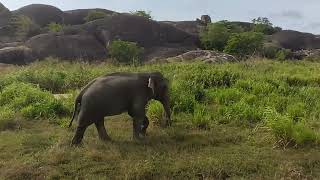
[{"x1": 68, "y1": 71, "x2": 171, "y2": 145}]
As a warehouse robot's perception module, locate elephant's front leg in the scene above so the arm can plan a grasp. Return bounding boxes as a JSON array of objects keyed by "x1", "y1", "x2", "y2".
[
  {"x1": 140, "y1": 116, "x2": 149, "y2": 137},
  {"x1": 132, "y1": 117, "x2": 144, "y2": 140}
]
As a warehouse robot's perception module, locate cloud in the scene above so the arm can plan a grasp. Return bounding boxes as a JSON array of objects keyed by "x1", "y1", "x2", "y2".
[{"x1": 271, "y1": 10, "x2": 304, "y2": 19}]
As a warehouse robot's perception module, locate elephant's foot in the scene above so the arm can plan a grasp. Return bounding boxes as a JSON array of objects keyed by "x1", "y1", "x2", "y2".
[{"x1": 70, "y1": 138, "x2": 83, "y2": 147}]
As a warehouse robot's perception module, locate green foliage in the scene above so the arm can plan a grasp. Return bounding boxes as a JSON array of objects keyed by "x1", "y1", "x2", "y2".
[
  {"x1": 0, "y1": 106, "x2": 16, "y2": 131},
  {"x1": 0, "y1": 83, "x2": 66, "y2": 120},
  {"x1": 108, "y1": 40, "x2": 144, "y2": 64},
  {"x1": 264, "y1": 108, "x2": 318, "y2": 147},
  {"x1": 200, "y1": 21, "x2": 243, "y2": 51},
  {"x1": 84, "y1": 10, "x2": 108, "y2": 22},
  {"x1": 192, "y1": 103, "x2": 211, "y2": 129},
  {"x1": 130, "y1": 10, "x2": 152, "y2": 19},
  {"x1": 252, "y1": 17, "x2": 273, "y2": 26},
  {"x1": 262, "y1": 46, "x2": 280, "y2": 59},
  {"x1": 47, "y1": 22, "x2": 63, "y2": 32},
  {"x1": 147, "y1": 100, "x2": 164, "y2": 125},
  {"x1": 224, "y1": 32, "x2": 264, "y2": 58},
  {"x1": 8, "y1": 15, "x2": 39, "y2": 39},
  {"x1": 1, "y1": 59, "x2": 320, "y2": 147},
  {"x1": 276, "y1": 49, "x2": 292, "y2": 61}
]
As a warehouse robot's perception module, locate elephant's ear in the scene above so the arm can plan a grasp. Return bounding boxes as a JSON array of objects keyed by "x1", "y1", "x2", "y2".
[{"x1": 148, "y1": 77, "x2": 155, "y2": 95}]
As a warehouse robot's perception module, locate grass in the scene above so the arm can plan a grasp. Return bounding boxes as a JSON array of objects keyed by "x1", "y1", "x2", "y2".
[{"x1": 0, "y1": 58, "x2": 320, "y2": 179}]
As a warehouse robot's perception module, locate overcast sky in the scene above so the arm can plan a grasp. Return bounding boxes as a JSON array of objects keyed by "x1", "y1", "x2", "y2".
[{"x1": 1, "y1": 0, "x2": 320, "y2": 34}]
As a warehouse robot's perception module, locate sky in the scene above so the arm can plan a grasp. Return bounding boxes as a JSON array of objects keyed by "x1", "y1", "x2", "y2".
[{"x1": 1, "y1": 0, "x2": 320, "y2": 34}]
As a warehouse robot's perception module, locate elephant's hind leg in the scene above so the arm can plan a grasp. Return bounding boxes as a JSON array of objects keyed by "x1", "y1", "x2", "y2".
[{"x1": 95, "y1": 119, "x2": 111, "y2": 141}]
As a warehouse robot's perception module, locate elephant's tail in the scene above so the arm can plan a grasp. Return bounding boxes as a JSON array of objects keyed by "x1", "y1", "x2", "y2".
[
  {"x1": 68, "y1": 78, "x2": 98, "y2": 128},
  {"x1": 68, "y1": 95, "x2": 81, "y2": 128}
]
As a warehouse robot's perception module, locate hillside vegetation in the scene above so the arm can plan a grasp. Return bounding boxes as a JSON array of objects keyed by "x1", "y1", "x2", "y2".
[{"x1": 0, "y1": 58, "x2": 319, "y2": 179}]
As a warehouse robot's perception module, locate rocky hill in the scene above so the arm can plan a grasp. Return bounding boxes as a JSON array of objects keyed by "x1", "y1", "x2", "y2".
[{"x1": 0, "y1": 3, "x2": 319, "y2": 65}]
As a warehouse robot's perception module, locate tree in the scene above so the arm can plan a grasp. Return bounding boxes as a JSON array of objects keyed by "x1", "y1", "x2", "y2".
[
  {"x1": 130, "y1": 10, "x2": 152, "y2": 20},
  {"x1": 252, "y1": 17, "x2": 272, "y2": 26},
  {"x1": 108, "y1": 40, "x2": 144, "y2": 64},
  {"x1": 200, "y1": 21, "x2": 243, "y2": 51},
  {"x1": 47, "y1": 22, "x2": 63, "y2": 32},
  {"x1": 224, "y1": 32, "x2": 264, "y2": 58}
]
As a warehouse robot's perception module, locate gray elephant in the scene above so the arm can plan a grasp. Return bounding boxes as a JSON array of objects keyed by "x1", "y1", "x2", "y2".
[{"x1": 68, "y1": 71, "x2": 171, "y2": 145}]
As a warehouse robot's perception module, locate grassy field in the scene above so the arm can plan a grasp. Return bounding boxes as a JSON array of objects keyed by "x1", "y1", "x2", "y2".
[{"x1": 0, "y1": 58, "x2": 319, "y2": 179}]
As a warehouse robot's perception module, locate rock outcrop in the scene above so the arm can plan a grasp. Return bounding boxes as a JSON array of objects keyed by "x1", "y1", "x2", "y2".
[
  {"x1": 63, "y1": 9, "x2": 116, "y2": 25},
  {"x1": 13, "y1": 4, "x2": 64, "y2": 26},
  {"x1": 0, "y1": 46, "x2": 34, "y2": 65},
  {"x1": 168, "y1": 50, "x2": 238, "y2": 63},
  {"x1": 271, "y1": 30, "x2": 320, "y2": 51},
  {"x1": 26, "y1": 32, "x2": 108, "y2": 60}
]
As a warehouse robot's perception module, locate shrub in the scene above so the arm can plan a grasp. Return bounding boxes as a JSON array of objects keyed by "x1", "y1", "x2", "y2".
[
  {"x1": 47, "y1": 22, "x2": 63, "y2": 32},
  {"x1": 108, "y1": 40, "x2": 144, "y2": 64},
  {"x1": 130, "y1": 10, "x2": 152, "y2": 19},
  {"x1": 84, "y1": 10, "x2": 107, "y2": 22},
  {"x1": 192, "y1": 103, "x2": 211, "y2": 129},
  {"x1": 224, "y1": 32, "x2": 264, "y2": 58},
  {"x1": 170, "y1": 80, "x2": 196, "y2": 113},
  {"x1": 264, "y1": 108, "x2": 318, "y2": 147},
  {"x1": 262, "y1": 46, "x2": 280, "y2": 59},
  {"x1": 147, "y1": 100, "x2": 164, "y2": 126},
  {"x1": 276, "y1": 49, "x2": 292, "y2": 61},
  {"x1": 0, "y1": 83, "x2": 67, "y2": 120},
  {"x1": 0, "y1": 106, "x2": 16, "y2": 131},
  {"x1": 200, "y1": 23, "x2": 231, "y2": 51},
  {"x1": 8, "y1": 15, "x2": 39, "y2": 39}
]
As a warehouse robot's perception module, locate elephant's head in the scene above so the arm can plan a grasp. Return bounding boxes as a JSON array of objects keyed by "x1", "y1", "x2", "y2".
[{"x1": 148, "y1": 72, "x2": 171, "y2": 127}]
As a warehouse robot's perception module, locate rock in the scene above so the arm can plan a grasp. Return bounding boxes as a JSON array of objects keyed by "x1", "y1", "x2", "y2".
[
  {"x1": 0, "y1": 42, "x2": 23, "y2": 49},
  {"x1": 200, "y1": 15, "x2": 211, "y2": 25},
  {"x1": 293, "y1": 49, "x2": 320, "y2": 60},
  {"x1": 0, "y1": 46, "x2": 34, "y2": 65},
  {"x1": 13, "y1": 4, "x2": 64, "y2": 26},
  {"x1": 271, "y1": 30, "x2": 320, "y2": 51},
  {"x1": 63, "y1": 8, "x2": 116, "y2": 25},
  {"x1": 0, "y1": 2, "x2": 11, "y2": 26},
  {"x1": 169, "y1": 50, "x2": 238, "y2": 63},
  {"x1": 144, "y1": 45, "x2": 195, "y2": 61},
  {"x1": 26, "y1": 32, "x2": 108, "y2": 61},
  {"x1": 81, "y1": 13, "x2": 199, "y2": 48}
]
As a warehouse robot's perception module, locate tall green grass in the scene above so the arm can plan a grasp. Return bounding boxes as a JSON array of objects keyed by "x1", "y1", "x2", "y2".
[{"x1": 0, "y1": 59, "x2": 319, "y2": 146}]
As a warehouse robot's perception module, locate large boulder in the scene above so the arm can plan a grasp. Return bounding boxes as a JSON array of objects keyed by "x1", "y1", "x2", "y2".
[
  {"x1": 0, "y1": 2, "x2": 11, "y2": 26},
  {"x1": 0, "y1": 46, "x2": 34, "y2": 65},
  {"x1": 13, "y1": 4, "x2": 64, "y2": 26},
  {"x1": 63, "y1": 8, "x2": 116, "y2": 25},
  {"x1": 271, "y1": 30, "x2": 320, "y2": 51},
  {"x1": 26, "y1": 32, "x2": 108, "y2": 60},
  {"x1": 168, "y1": 50, "x2": 238, "y2": 63},
  {"x1": 81, "y1": 13, "x2": 199, "y2": 48}
]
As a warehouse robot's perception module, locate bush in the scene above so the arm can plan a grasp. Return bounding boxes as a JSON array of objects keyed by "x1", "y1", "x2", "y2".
[
  {"x1": 200, "y1": 23, "x2": 231, "y2": 51},
  {"x1": 108, "y1": 40, "x2": 144, "y2": 64},
  {"x1": 8, "y1": 15, "x2": 39, "y2": 39},
  {"x1": 276, "y1": 49, "x2": 292, "y2": 61},
  {"x1": 147, "y1": 100, "x2": 165, "y2": 126},
  {"x1": 264, "y1": 108, "x2": 318, "y2": 147},
  {"x1": 130, "y1": 10, "x2": 152, "y2": 19},
  {"x1": 47, "y1": 22, "x2": 63, "y2": 32},
  {"x1": 224, "y1": 32, "x2": 264, "y2": 58},
  {"x1": 0, "y1": 83, "x2": 67, "y2": 120},
  {"x1": 192, "y1": 103, "x2": 211, "y2": 129},
  {"x1": 84, "y1": 10, "x2": 108, "y2": 22},
  {"x1": 0, "y1": 106, "x2": 16, "y2": 131},
  {"x1": 262, "y1": 46, "x2": 281, "y2": 59}
]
